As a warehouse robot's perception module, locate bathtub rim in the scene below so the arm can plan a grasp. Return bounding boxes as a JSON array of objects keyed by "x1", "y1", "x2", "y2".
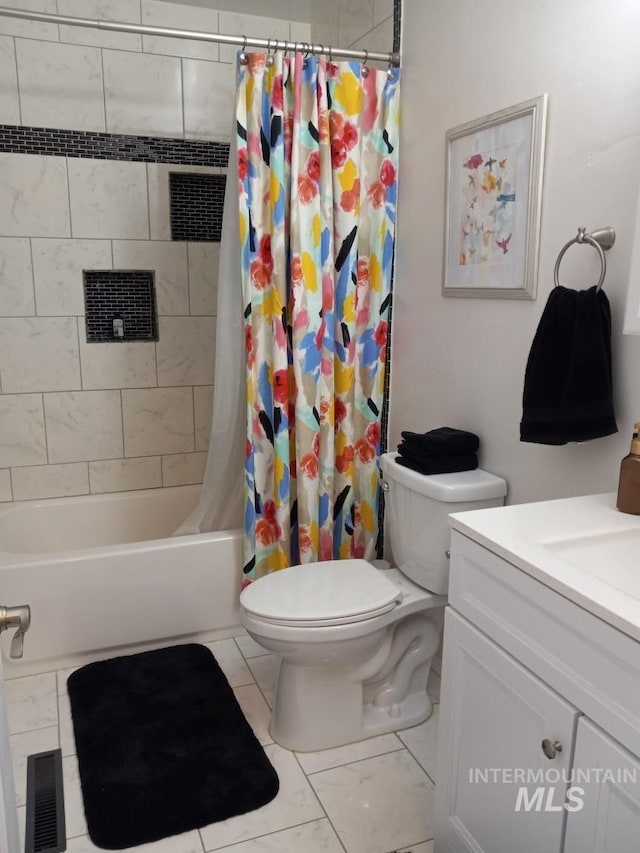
[
  {"x1": 0, "y1": 526, "x2": 243, "y2": 567},
  {"x1": 0, "y1": 484, "x2": 233, "y2": 563}
]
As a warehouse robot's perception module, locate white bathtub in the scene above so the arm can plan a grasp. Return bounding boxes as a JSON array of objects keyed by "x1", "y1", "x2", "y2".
[{"x1": 0, "y1": 486, "x2": 243, "y2": 674}]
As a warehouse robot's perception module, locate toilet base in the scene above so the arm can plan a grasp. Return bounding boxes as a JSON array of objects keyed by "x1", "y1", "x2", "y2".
[
  {"x1": 268, "y1": 613, "x2": 439, "y2": 752},
  {"x1": 270, "y1": 661, "x2": 435, "y2": 752},
  {"x1": 363, "y1": 691, "x2": 434, "y2": 738}
]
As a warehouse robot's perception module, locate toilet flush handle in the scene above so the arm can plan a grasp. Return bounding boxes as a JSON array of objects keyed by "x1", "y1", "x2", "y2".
[{"x1": 380, "y1": 479, "x2": 390, "y2": 492}]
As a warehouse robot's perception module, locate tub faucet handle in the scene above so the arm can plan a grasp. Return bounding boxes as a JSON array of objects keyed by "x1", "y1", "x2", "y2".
[{"x1": 0, "y1": 604, "x2": 31, "y2": 659}]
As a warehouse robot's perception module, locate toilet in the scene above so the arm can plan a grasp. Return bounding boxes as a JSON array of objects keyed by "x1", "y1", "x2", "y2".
[{"x1": 239, "y1": 451, "x2": 507, "y2": 751}]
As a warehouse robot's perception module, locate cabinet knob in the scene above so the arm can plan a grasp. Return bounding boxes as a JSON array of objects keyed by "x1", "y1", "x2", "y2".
[{"x1": 541, "y1": 738, "x2": 563, "y2": 760}]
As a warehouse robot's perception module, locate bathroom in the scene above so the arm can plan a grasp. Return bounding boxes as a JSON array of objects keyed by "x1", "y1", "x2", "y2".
[{"x1": 1, "y1": 0, "x2": 640, "y2": 852}]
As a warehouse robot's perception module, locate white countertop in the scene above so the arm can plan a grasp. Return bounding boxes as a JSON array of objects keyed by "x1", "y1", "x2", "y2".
[{"x1": 449, "y1": 492, "x2": 640, "y2": 641}]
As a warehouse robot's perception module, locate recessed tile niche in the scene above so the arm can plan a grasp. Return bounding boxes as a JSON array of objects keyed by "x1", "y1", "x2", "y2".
[
  {"x1": 169, "y1": 172, "x2": 226, "y2": 242},
  {"x1": 83, "y1": 270, "x2": 158, "y2": 342}
]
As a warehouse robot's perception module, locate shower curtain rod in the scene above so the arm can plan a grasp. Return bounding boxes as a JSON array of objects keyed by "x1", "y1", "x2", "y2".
[{"x1": 0, "y1": 6, "x2": 400, "y2": 66}]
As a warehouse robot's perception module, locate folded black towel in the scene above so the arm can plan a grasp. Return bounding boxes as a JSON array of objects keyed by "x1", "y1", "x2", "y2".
[
  {"x1": 397, "y1": 441, "x2": 476, "y2": 465},
  {"x1": 396, "y1": 453, "x2": 478, "y2": 475},
  {"x1": 400, "y1": 426, "x2": 479, "y2": 456},
  {"x1": 520, "y1": 285, "x2": 617, "y2": 445}
]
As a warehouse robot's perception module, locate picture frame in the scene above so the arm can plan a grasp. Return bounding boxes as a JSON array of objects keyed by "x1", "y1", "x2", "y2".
[
  {"x1": 623, "y1": 189, "x2": 640, "y2": 334},
  {"x1": 443, "y1": 94, "x2": 548, "y2": 299}
]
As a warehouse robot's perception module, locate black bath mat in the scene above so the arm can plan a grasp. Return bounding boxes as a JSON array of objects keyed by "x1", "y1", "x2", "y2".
[{"x1": 67, "y1": 643, "x2": 279, "y2": 849}]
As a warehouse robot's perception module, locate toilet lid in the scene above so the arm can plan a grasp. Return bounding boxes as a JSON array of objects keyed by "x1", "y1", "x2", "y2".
[{"x1": 240, "y1": 559, "x2": 402, "y2": 627}]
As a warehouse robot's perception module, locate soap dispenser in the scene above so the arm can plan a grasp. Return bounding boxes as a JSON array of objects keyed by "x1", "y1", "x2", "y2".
[{"x1": 616, "y1": 422, "x2": 640, "y2": 514}]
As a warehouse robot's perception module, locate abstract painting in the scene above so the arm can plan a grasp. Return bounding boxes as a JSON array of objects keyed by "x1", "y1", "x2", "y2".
[{"x1": 443, "y1": 95, "x2": 548, "y2": 298}]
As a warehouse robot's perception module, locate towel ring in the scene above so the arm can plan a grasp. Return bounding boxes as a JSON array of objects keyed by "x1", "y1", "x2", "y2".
[{"x1": 553, "y1": 226, "x2": 615, "y2": 292}]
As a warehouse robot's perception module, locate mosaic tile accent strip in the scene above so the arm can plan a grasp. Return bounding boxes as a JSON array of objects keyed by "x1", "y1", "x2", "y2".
[
  {"x1": 393, "y1": 0, "x2": 402, "y2": 54},
  {"x1": 83, "y1": 270, "x2": 158, "y2": 342},
  {"x1": 0, "y1": 124, "x2": 230, "y2": 167},
  {"x1": 169, "y1": 172, "x2": 227, "y2": 242}
]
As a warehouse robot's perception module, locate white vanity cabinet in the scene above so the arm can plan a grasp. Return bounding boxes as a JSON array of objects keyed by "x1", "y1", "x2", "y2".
[
  {"x1": 434, "y1": 525, "x2": 640, "y2": 853},
  {"x1": 564, "y1": 719, "x2": 640, "y2": 852},
  {"x1": 435, "y1": 609, "x2": 578, "y2": 853}
]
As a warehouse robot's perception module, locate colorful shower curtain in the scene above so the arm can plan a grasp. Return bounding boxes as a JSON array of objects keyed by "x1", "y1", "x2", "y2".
[{"x1": 236, "y1": 51, "x2": 400, "y2": 580}]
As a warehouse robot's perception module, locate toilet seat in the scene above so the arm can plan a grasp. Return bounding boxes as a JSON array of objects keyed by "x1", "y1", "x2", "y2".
[
  {"x1": 240, "y1": 559, "x2": 403, "y2": 628},
  {"x1": 244, "y1": 600, "x2": 399, "y2": 628}
]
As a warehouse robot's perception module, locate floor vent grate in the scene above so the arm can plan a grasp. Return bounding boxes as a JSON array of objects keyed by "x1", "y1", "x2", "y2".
[{"x1": 25, "y1": 749, "x2": 66, "y2": 853}]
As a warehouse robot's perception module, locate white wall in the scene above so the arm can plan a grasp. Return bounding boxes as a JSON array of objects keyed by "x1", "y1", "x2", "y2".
[
  {"x1": 392, "y1": 0, "x2": 640, "y2": 505},
  {"x1": 312, "y1": 0, "x2": 393, "y2": 59},
  {"x1": 155, "y1": 0, "x2": 313, "y2": 22}
]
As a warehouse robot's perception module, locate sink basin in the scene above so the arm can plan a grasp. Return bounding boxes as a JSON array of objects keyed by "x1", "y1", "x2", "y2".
[
  {"x1": 544, "y1": 528, "x2": 640, "y2": 600},
  {"x1": 449, "y1": 492, "x2": 640, "y2": 640}
]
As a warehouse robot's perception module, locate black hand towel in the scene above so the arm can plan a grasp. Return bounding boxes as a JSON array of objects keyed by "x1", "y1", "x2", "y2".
[
  {"x1": 397, "y1": 441, "x2": 473, "y2": 466},
  {"x1": 400, "y1": 426, "x2": 480, "y2": 456},
  {"x1": 396, "y1": 453, "x2": 478, "y2": 475},
  {"x1": 520, "y1": 285, "x2": 617, "y2": 445}
]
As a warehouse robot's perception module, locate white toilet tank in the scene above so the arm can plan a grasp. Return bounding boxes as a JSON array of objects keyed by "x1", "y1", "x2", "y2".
[{"x1": 379, "y1": 452, "x2": 507, "y2": 595}]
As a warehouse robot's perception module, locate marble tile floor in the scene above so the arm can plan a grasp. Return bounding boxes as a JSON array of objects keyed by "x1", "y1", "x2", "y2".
[{"x1": 5, "y1": 632, "x2": 440, "y2": 853}]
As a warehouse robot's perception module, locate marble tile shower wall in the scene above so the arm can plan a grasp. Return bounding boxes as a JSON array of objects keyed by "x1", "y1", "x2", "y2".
[
  {"x1": 0, "y1": 0, "x2": 311, "y2": 504},
  {"x1": 311, "y1": 0, "x2": 395, "y2": 63}
]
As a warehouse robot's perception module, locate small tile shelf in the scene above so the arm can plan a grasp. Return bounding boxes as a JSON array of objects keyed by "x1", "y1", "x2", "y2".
[
  {"x1": 83, "y1": 270, "x2": 158, "y2": 342},
  {"x1": 169, "y1": 172, "x2": 227, "y2": 242}
]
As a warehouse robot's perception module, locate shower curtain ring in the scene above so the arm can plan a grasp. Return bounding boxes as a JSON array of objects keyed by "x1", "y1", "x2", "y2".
[
  {"x1": 361, "y1": 49, "x2": 370, "y2": 77},
  {"x1": 239, "y1": 35, "x2": 248, "y2": 65},
  {"x1": 386, "y1": 53, "x2": 395, "y2": 79},
  {"x1": 266, "y1": 37, "x2": 274, "y2": 66}
]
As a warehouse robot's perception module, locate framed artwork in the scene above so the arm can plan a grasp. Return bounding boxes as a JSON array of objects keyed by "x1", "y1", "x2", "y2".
[
  {"x1": 623, "y1": 190, "x2": 640, "y2": 334},
  {"x1": 443, "y1": 94, "x2": 548, "y2": 299}
]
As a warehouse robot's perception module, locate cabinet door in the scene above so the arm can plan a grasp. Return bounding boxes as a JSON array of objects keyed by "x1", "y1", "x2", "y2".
[
  {"x1": 564, "y1": 718, "x2": 640, "y2": 852},
  {"x1": 434, "y1": 609, "x2": 579, "y2": 853}
]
